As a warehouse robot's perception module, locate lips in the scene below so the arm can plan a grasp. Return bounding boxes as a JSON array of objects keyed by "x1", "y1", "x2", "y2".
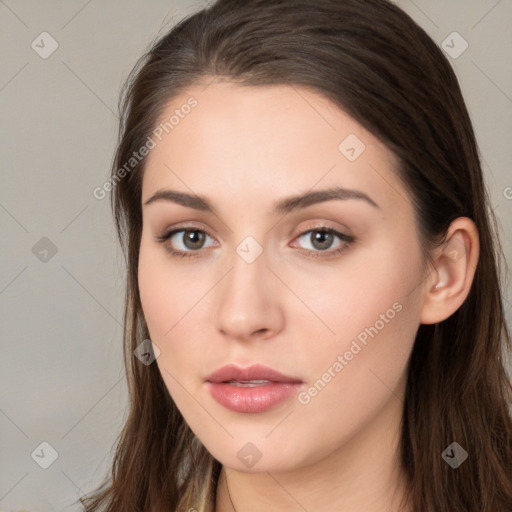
[
  {"x1": 205, "y1": 364, "x2": 303, "y2": 384},
  {"x1": 205, "y1": 364, "x2": 304, "y2": 413}
]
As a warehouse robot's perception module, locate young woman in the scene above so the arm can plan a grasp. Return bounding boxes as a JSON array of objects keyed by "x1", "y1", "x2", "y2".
[{"x1": 81, "y1": 0, "x2": 512, "y2": 510}]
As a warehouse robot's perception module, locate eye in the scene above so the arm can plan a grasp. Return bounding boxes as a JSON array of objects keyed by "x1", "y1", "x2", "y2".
[
  {"x1": 292, "y1": 227, "x2": 354, "y2": 257},
  {"x1": 155, "y1": 228, "x2": 216, "y2": 258}
]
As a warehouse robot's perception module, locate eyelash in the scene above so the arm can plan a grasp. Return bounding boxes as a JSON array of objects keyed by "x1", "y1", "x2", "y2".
[{"x1": 154, "y1": 226, "x2": 355, "y2": 260}]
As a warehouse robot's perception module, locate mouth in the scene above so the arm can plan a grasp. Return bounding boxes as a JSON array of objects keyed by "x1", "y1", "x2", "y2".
[
  {"x1": 205, "y1": 364, "x2": 304, "y2": 413},
  {"x1": 222, "y1": 379, "x2": 275, "y2": 387}
]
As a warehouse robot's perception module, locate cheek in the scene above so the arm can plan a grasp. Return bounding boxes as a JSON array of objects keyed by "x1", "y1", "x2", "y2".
[
  {"x1": 138, "y1": 252, "x2": 222, "y2": 442},
  {"x1": 288, "y1": 231, "x2": 423, "y2": 407},
  {"x1": 293, "y1": 236, "x2": 423, "y2": 424},
  {"x1": 138, "y1": 239, "x2": 200, "y2": 339},
  {"x1": 137, "y1": 239, "x2": 214, "y2": 384},
  {"x1": 286, "y1": 230, "x2": 423, "y2": 351},
  {"x1": 294, "y1": 295, "x2": 417, "y2": 466}
]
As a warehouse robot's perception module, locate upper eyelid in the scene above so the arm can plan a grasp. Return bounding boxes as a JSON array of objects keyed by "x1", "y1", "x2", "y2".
[
  {"x1": 157, "y1": 218, "x2": 351, "y2": 236},
  {"x1": 157, "y1": 222, "x2": 348, "y2": 235},
  {"x1": 156, "y1": 224, "x2": 215, "y2": 240}
]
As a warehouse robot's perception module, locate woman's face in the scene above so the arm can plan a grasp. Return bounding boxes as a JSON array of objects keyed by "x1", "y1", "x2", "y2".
[{"x1": 138, "y1": 80, "x2": 429, "y2": 473}]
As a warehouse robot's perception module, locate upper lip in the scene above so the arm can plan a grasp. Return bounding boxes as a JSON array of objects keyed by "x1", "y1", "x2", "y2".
[{"x1": 205, "y1": 364, "x2": 303, "y2": 383}]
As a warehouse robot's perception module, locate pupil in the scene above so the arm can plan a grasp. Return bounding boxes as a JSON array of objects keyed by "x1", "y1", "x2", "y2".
[{"x1": 312, "y1": 230, "x2": 333, "y2": 250}]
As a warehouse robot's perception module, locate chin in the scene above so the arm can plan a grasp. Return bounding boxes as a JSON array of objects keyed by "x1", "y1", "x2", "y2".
[{"x1": 201, "y1": 435, "x2": 311, "y2": 474}]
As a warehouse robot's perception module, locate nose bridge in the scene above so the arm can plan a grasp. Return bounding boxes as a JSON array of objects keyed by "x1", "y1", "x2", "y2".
[{"x1": 214, "y1": 242, "x2": 283, "y2": 339}]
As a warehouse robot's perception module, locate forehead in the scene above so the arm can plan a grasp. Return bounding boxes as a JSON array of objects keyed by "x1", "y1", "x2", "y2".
[{"x1": 142, "y1": 80, "x2": 409, "y2": 216}]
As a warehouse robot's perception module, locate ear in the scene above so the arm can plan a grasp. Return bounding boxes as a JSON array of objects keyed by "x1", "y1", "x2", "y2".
[{"x1": 419, "y1": 217, "x2": 480, "y2": 325}]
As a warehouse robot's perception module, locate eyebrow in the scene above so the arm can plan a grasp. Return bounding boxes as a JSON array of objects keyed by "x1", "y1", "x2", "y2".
[{"x1": 143, "y1": 186, "x2": 380, "y2": 214}]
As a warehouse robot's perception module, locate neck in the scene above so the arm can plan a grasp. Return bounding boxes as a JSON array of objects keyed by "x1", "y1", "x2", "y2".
[{"x1": 215, "y1": 379, "x2": 411, "y2": 512}]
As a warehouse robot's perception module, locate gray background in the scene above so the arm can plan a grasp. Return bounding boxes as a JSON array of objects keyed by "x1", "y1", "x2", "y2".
[{"x1": 0, "y1": 0, "x2": 510, "y2": 510}]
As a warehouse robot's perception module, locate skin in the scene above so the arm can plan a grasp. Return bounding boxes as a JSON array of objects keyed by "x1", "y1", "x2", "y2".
[{"x1": 138, "y1": 79, "x2": 479, "y2": 511}]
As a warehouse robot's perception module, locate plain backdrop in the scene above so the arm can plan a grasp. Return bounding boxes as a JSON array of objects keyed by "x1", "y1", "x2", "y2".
[{"x1": 1, "y1": 0, "x2": 511, "y2": 510}]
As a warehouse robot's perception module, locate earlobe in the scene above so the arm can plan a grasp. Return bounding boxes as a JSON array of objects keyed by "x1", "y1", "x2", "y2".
[{"x1": 419, "y1": 217, "x2": 479, "y2": 325}]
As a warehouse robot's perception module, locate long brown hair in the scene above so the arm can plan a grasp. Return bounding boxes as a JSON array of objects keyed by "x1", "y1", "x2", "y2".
[{"x1": 80, "y1": 0, "x2": 512, "y2": 510}]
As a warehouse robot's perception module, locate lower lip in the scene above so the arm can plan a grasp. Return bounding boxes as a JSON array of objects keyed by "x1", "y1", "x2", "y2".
[{"x1": 207, "y1": 382, "x2": 302, "y2": 413}]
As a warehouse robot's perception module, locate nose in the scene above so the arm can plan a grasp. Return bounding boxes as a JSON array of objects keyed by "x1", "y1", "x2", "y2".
[{"x1": 214, "y1": 250, "x2": 285, "y2": 342}]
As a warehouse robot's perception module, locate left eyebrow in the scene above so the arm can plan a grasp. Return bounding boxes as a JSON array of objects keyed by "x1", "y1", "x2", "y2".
[
  {"x1": 142, "y1": 185, "x2": 380, "y2": 214},
  {"x1": 273, "y1": 186, "x2": 380, "y2": 214}
]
